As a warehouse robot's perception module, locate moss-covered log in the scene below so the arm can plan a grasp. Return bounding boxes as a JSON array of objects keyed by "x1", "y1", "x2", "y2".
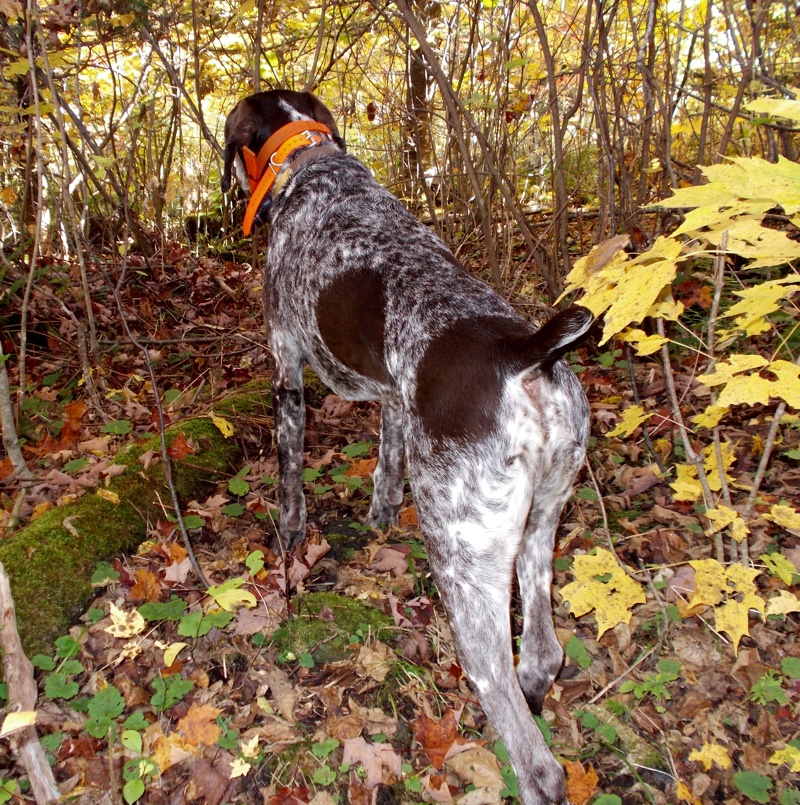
[{"x1": 0, "y1": 386, "x2": 271, "y2": 654}]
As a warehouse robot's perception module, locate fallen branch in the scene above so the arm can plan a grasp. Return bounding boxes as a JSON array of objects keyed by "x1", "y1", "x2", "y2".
[{"x1": 0, "y1": 560, "x2": 60, "y2": 804}]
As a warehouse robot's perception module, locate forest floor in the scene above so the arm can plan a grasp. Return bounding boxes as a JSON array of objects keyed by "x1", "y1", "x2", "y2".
[{"x1": 0, "y1": 237, "x2": 798, "y2": 805}]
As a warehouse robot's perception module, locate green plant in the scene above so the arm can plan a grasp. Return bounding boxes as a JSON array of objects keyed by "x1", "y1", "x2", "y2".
[
  {"x1": 749, "y1": 669, "x2": 789, "y2": 706},
  {"x1": 120, "y1": 729, "x2": 158, "y2": 804},
  {"x1": 619, "y1": 659, "x2": 681, "y2": 712}
]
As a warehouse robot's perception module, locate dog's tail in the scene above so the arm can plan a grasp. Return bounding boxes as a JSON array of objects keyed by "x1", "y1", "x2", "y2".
[{"x1": 513, "y1": 305, "x2": 595, "y2": 370}]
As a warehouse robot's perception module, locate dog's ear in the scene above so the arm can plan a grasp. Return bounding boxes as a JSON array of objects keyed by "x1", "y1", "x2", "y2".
[
  {"x1": 306, "y1": 93, "x2": 347, "y2": 152},
  {"x1": 513, "y1": 305, "x2": 595, "y2": 369}
]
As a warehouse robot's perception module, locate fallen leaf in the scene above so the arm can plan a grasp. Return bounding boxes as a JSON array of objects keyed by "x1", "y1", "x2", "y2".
[
  {"x1": 689, "y1": 742, "x2": 732, "y2": 771},
  {"x1": 177, "y1": 702, "x2": 222, "y2": 746},
  {"x1": 354, "y1": 642, "x2": 394, "y2": 682},
  {"x1": 769, "y1": 744, "x2": 800, "y2": 772},
  {"x1": 560, "y1": 548, "x2": 646, "y2": 638},
  {"x1": 0, "y1": 711, "x2": 36, "y2": 737},
  {"x1": 341, "y1": 736, "x2": 402, "y2": 789},
  {"x1": 106, "y1": 602, "x2": 146, "y2": 638},
  {"x1": 229, "y1": 757, "x2": 251, "y2": 778},
  {"x1": 766, "y1": 590, "x2": 800, "y2": 616},
  {"x1": 444, "y1": 746, "x2": 504, "y2": 802},
  {"x1": 129, "y1": 568, "x2": 162, "y2": 603},
  {"x1": 564, "y1": 760, "x2": 599, "y2": 805},
  {"x1": 168, "y1": 431, "x2": 195, "y2": 460},
  {"x1": 413, "y1": 710, "x2": 458, "y2": 770}
]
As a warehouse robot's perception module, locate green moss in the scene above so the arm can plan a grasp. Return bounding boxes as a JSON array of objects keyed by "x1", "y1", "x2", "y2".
[
  {"x1": 583, "y1": 702, "x2": 666, "y2": 770},
  {"x1": 0, "y1": 412, "x2": 243, "y2": 654},
  {"x1": 214, "y1": 381, "x2": 272, "y2": 418},
  {"x1": 272, "y1": 592, "x2": 394, "y2": 666},
  {"x1": 302, "y1": 368, "x2": 331, "y2": 408}
]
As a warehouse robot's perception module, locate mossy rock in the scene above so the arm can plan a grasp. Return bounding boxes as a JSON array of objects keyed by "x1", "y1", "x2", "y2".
[
  {"x1": 0, "y1": 389, "x2": 272, "y2": 654},
  {"x1": 272, "y1": 592, "x2": 394, "y2": 666}
]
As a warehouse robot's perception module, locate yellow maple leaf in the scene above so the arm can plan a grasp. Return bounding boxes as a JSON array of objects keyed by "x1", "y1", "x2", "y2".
[
  {"x1": 647, "y1": 297, "x2": 684, "y2": 321},
  {"x1": 697, "y1": 353, "x2": 768, "y2": 388},
  {"x1": 177, "y1": 703, "x2": 222, "y2": 747},
  {"x1": 561, "y1": 236, "x2": 682, "y2": 344},
  {"x1": 746, "y1": 97, "x2": 800, "y2": 124},
  {"x1": 764, "y1": 503, "x2": 800, "y2": 530},
  {"x1": 688, "y1": 742, "x2": 732, "y2": 771},
  {"x1": 618, "y1": 328, "x2": 668, "y2": 356},
  {"x1": 702, "y1": 442, "x2": 735, "y2": 492},
  {"x1": 692, "y1": 405, "x2": 727, "y2": 429},
  {"x1": 230, "y1": 757, "x2": 252, "y2": 779},
  {"x1": 722, "y1": 279, "x2": 800, "y2": 336},
  {"x1": 766, "y1": 590, "x2": 800, "y2": 616},
  {"x1": 240, "y1": 734, "x2": 260, "y2": 759},
  {"x1": 704, "y1": 505, "x2": 740, "y2": 535},
  {"x1": 714, "y1": 599, "x2": 752, "y2": 654},
  {"x1": 560, "y1": 548, "x2": 646, "y2": 638},
  {"x1": 106, "y1": 602, "x2": 146, "y2": 638},
  {"x1": 607, "y1": 404, "x2": 654, "y2": 438},
  {"x1": 207, "y1": 577, "x2": 257, "y2": 612},
  {"x1": 699, "y1": 563, "x2": 764, "y2": 654},
  {"x1": 707, "y1": 216, "x2": 800, "y2": 268},
  {"x1": 670, "y1": 464, "x2": 703, "y2": 502},
  {"x1": 769, "y1": 745, "x2": 800, "y2": 773},
  {"x1": 210, "y1": 414, "x2": 234, "y2": 438},
  {"x1": 688, "y1": 559, "x2": 728, "y2": 609},
  {"x1": 767, "y1": 361, "x2": 800, "y2": 408},
  {"x1": 760, "y1": 552, "x2": 799, "y2": 585},
  {"x1": 676, "y1": 781, "x2": 702, "y2": 805}
]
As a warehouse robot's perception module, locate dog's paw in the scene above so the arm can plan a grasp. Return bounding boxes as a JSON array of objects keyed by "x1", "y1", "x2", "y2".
[{"x1": 366, "y1": 501, "x2": 399, "y2": 529}]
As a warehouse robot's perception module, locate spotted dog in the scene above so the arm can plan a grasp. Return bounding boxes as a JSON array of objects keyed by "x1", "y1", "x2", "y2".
[{"x1": 222, "y1": 89, "x2": 593, "y2": 805}]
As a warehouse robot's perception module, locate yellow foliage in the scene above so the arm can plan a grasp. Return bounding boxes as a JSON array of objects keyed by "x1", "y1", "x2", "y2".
[
  {"x1": 746, "y1": 97, "x2": 800, "y2": 123},
  {"x1": 692, "y1": 405, "x2": 727, "y2": 428},
  {"x1": 207, "y1": 578, "x2": 257, "y2": 612},
  {"x1": 769, "y1": 745, "x2": 800, "y2": 773},
  {"x1": 210, "y1": 414, "x2": 235, "y2": 438},
  {"x1": 688, "y1": 559, "x2": 763, "y2": 654},
  {"x1": 704, "y1": 505, "x2": 748, "y2": 543},
  {"x1": 697, "y1": 355, "x2": 800, "y2": 410},
  {"x1": 702, "y1": 442, "x2": 735, "y2": 492},
  {"x1": 765, "y1": 590, "x2": 800, "y2": 616},
  {"x1": 722, "y1": 279, "x2": 800, "y2": 337},
  {"x1": 106, "y1": 602, "x2": 146, "y2": 638},
  {"x1": 560, "y1": 548, "x2": 646, "y2": 638},
  {"x1": 760, "y1": 552, "x2": 799, "y2": 585},
  {"x1": 561, "y1": 236, "x2": 682, "y2": 344},
  {"x1": 607, "y1": 404, "x2": 653, "y2": 438},
  {"x1": 670, "y1": 464, "x2": 703, "y2": 502},
  {"x1": 618, "y1": 328, "x2": 668, "y2": 356},
  {"x1": 764, "y1": 503, "x2": 800, "y2": 530},
  {"x1": 688, "y1": 742, "x2": 732, "y2": 771}
]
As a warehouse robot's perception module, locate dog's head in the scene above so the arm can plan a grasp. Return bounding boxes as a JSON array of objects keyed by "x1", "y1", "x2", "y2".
[{"x1": 221, "y1": 90, "x2": 345, "y2": 192}]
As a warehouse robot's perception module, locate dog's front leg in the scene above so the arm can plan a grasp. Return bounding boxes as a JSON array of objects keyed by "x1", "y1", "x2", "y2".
[
  {"x1": 272, "y1": 348, "x2": 307, "y2": 551},
  {"x1": 368, "y1": 394, "x2": 404, "y2": 528}
]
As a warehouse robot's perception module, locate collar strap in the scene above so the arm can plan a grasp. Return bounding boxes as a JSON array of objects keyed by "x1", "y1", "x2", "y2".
[{"x1": 242, "y1": 120, "x2": 333, "y2": 236}]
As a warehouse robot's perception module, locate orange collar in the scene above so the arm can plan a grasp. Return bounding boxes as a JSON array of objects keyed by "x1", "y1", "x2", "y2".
[{"x1": 242, "y1": 120, "x2": 333, "y2": 235}]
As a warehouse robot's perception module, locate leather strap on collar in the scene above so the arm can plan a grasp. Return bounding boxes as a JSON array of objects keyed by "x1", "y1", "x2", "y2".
[{"x1": 242, "y1": 120, "x2": 333, "y2": 236}]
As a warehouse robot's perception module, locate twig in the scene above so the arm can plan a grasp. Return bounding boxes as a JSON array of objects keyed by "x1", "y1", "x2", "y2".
[
  {"x1": 587, "y1": 645, "x2": 657, "y2": 705},
  {"x1": 0, "y1": 561, "x2": 60, "y2": 803},
  {"x1": 100, "y1": 263, "x2": 209, "y2": 588}
]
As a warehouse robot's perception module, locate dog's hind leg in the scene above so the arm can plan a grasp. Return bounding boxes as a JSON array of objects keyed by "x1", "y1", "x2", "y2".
[
  {"x1": 424, "y1": 531, "x2": 567, "y2": 805},
  {"x1": 515, "y1": 493, "x2": 573, "y2": 716},
  {"x1": 272, "y1": 342, "x2": 307, "y2": 551},
  {"x1": 368, "y1": 394, "x2": 405, "y2": 527}
]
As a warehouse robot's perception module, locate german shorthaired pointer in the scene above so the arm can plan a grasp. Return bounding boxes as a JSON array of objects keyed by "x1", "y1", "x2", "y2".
[{"x1": 222, "y1": 89, "x2": 593, "y2": 805}]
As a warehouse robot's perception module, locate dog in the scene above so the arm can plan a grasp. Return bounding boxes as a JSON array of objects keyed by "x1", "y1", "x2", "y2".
[{"x1": 222, "y1": 89, "x2": 593, "y2": 805}]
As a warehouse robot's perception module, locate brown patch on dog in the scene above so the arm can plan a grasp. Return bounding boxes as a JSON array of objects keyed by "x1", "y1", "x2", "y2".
[
  {"x1": 317, "y1": 268, "x2": 390, "y2": 384},
  {"x1": 415, "y1": 316, "x2": 530, "y2": 442}
]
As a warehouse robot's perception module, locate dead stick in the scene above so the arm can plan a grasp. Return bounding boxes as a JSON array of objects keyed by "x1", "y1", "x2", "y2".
[{"x1": 0, "y1": 561, "x2": 60, "y2": 803}]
